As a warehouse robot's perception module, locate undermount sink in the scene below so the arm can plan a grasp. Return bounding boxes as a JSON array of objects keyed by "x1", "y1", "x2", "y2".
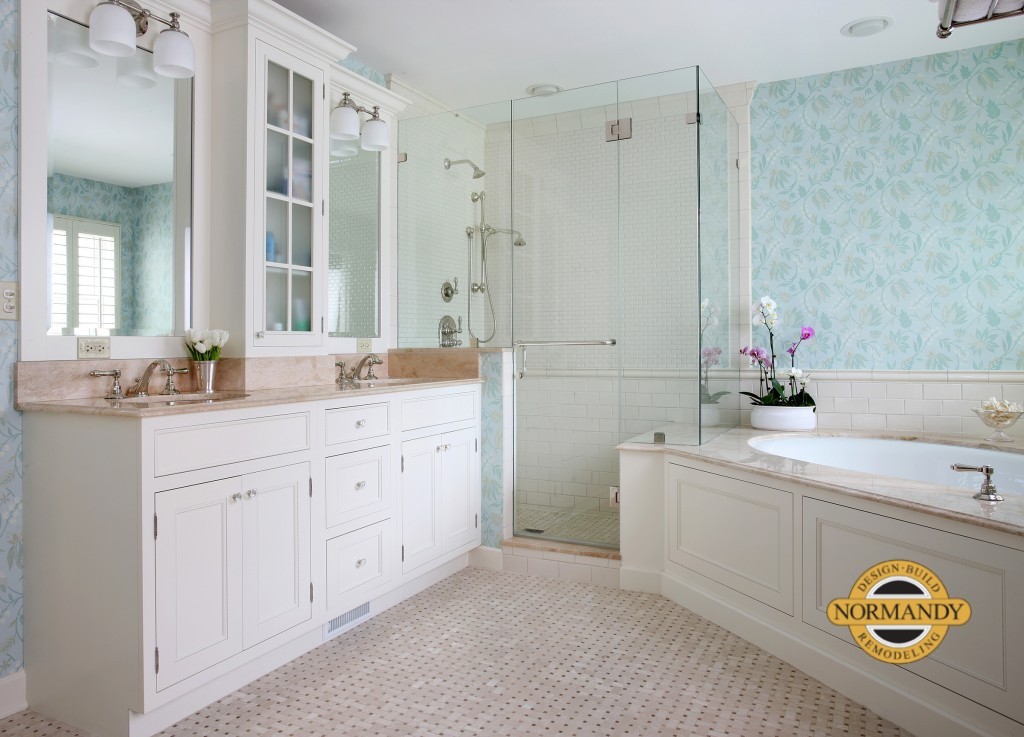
[
  {"x1": 115, "y1": 391, "x2": 250, "y2": 405},
  {"x1": 341, "y1": 378, "x2": 422, "y2": 389}
]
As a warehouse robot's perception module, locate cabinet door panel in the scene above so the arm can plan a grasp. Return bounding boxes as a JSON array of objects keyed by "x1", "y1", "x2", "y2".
[
  {"x1": 441, "y1": 427, "x2": 479, "y2": 553},
  {"x1": 155, "y1": 477, "x2": 243, "y2": 690},
  {"x1": 400, "y1": 435, "x2": 442, "y2": 572},
  {"x1": 242, "y1": 463, "x2": 311, "y2": 648}
]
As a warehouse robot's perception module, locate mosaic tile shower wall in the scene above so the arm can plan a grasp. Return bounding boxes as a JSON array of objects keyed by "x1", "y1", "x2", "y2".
[{"x1": 751, "y1": 40, "x2": 1024, "y2": 370}]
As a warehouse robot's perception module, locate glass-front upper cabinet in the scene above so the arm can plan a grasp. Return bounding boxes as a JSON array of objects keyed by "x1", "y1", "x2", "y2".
[{"x1": 255, "y1": 42, "x2": 324, "y2": 345}]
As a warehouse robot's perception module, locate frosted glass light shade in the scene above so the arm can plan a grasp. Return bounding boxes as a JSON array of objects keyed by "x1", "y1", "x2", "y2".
[
  {"x1": 153, "y1": 27, "x2": 195, "y2": 78},
  {"x1": 330, "y1": 105, "x2": 360, "y2": 140},
  {"x1": 53, "y1": 23, "x2": 100, "y2": 68},
  {"x1": 360, "y1": 117, "x2": 389, "y2": 152},
  {"x1": 331, "y1": 139, "x2": 360, "y2": 159},
  {"x1": 116, "y1": 54, "x2": 157, "y2": 88},
  {"x1": 89, "y1": 1, "x2": 137, "y2": 57}
]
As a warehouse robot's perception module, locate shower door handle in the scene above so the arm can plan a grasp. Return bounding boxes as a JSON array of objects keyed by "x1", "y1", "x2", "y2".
[{"x1": 513, "y1": 339, "x2": 617, "y2": 379}]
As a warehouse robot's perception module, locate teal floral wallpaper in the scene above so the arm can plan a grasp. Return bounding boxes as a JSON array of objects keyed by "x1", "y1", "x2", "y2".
[
  {"x1": 751, "y1": 40, "x2": 1024, "y2": 370},
  {"x1": 0, "y1": 0, "x2": 21, "y2": 677},
  {"x1": 479, "y1": 352, "x2": 504, "y2": 548}
]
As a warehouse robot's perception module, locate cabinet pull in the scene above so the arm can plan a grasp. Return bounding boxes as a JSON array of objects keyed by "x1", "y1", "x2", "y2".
[
  {"x1": 355, "y1": 558, "x2": 367, "y2": 569},
  {"x1": 436, "y1": 445, "x2": 444, "y2": 453},
  {"x1": 355, "y1": 419, "x2": 366, "y2": 428},
  {"x1": 231, "y1": 492, "x2": 243, "y2": 503},
  {"x1": 354, "y1": 480, "x2": 366, "y2": 490},
  {"x1": 246, "y1": 489, "x2": 258, "y2": 499}
]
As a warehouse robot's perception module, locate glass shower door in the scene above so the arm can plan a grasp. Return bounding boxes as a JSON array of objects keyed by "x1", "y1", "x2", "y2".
[{"x1": 511, "y1": 82, "x2": 622, "y2": 548}]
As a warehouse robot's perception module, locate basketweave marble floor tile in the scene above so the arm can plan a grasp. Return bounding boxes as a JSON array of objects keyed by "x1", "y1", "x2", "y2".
[{"x1": 0, "y1": 568, "x2": 910, "y2": 737}]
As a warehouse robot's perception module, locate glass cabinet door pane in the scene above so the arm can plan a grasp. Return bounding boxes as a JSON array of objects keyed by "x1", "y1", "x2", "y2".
[
  {"x1": 266, "y1": 130, "x2": 289, "y2": 196},
  {"x1": 266, "y1": 267, "x2": 288, "y2": 331},
  {"x1": 267, "y1": 62, "x2": 289, "y2": 129},
  {"x1": 292, "y1": 73, "x2": 313, "y2": 138},
  {"x1": 291, "y1": 271, "x2": 311, "y2": 332},
  {"x1": 291, "y1": 204, "x2": 312, "y2": 267},
  {"x1": 291, "y1": 139, "x2": 312, "y2": 202},
  {"x1": 265, "y1": 198, "x2": 288, "y2": 263}
]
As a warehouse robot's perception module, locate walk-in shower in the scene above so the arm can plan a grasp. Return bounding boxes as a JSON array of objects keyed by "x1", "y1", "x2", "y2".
[{"x1": 398, "y1": 68, "x2": 740, "y2": 550}]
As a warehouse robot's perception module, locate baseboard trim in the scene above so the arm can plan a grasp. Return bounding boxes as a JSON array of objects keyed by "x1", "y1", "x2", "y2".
[
  {"x1": 0, "y1": 670, "x2": 27, "y2": 719},
  {"x1": 619, "y1": 567, "x2": 662, "y2": 594},
  {"x1": 468, "y1": 545, "x2": 502, "y2": 571}
]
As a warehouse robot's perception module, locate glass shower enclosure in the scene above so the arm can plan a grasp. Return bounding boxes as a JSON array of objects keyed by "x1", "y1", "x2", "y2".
[{"x1": 398, "y1": 67, "x2": 739, "y2": 550}]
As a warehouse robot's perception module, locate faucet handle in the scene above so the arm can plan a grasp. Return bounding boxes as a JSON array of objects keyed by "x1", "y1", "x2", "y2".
[
  {"x1": 90, "y1": 369, "x2": 125, "y2": 400},
  {"x1": 366, "y1": 353, "x2": 382, "y2": 381},
  {"x1": 161, "y1": 365, "x2": 189, "y2": 395},
  {"x1": 951, "y1": 463, "x2": 1003, "y2": 501},
  {"x1": 335, "y1": 360, "x2": 347, "y2": 385}
]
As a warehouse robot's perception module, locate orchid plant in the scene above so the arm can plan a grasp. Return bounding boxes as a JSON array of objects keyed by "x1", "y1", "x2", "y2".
[
  {"x1": 740, "y1": 296, "x2": 816, "y2": 407},
  {"x1": 699, "y1": 299, "x2": 730, "y2": 405},
  {"x1": 184, "y1": 328, "x2": 230, "y2": 362}
]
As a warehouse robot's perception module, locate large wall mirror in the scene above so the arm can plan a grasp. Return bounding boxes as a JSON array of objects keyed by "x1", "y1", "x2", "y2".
[
  {"x1": 46, "y1": 13, "x2": 191, "y2": 338},
  {"x1": 328, "y1": 143, "x2": 380, "y2": 338}
]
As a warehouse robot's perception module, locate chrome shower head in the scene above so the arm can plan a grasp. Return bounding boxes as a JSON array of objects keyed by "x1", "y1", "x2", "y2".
[
  {"x1": 443, "y1": 157, "x2": 485, "y2": 179},
  {"x1": 513, "y1": 235, "x2": 526, "y2": 247}
]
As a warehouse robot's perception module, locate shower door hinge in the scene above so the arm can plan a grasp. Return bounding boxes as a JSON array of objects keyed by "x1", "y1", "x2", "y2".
[
  {"x1": 686, "y1": 112, "x2": 701, "y2": 125},
  {"x1": 397, "y1": 152, "x2": 408, "y2": 163},
  {"x1": 605, "y1": 118, "x2": 632, "y2": 142}
]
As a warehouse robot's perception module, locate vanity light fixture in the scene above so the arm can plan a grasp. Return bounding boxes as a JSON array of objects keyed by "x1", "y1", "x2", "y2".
[
  {"x1": 88, "y1": 0, "x2": 195, "y2": 78},
  {"x1": 330, "y1": 92, "x2": 389, "y2": 152}
]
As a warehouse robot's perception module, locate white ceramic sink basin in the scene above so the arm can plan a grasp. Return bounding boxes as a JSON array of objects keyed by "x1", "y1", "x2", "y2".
[{"x1": 116, "y1": 391, "x2": 250, "y2": 405}]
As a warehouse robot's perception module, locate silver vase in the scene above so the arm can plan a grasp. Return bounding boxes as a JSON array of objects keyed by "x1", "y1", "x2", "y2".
[{"x1": 192, "y1": 360, "x2": 217, "y2": 394}]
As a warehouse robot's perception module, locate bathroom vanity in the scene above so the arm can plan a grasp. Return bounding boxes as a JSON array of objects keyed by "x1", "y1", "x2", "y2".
[{"x1": 22, "y1": 379, "x2": 481, "y2": 737}]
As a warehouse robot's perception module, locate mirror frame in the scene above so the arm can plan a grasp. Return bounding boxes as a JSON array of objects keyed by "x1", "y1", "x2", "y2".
[
  {"x1": 20, "y1": 0, "x2": 212, "y2": 360},
  {"x1": 324, "y1": 69, "x2": 404, "y2": 355}
]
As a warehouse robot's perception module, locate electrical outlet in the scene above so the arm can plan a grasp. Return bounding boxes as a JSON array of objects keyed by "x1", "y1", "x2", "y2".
[
  {"x1": 78, "y1": 337, "x2": 111, "y2": 359},
  {"x1": 357, "y1": 338, "x2": 372, "y2": 352},
  {"x1": 609, "y1": 486, "x2": 620, "y2": 508},
  {"x1": 0, "y1": 281, "x2": 17, "y2": 321}
]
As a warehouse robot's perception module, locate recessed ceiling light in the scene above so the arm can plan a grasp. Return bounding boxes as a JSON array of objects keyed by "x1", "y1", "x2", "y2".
[
  {"x1": 840, "y1": 16, "x2": 894, "y2": 37},
  {"x1": 526, "y1": 83, "x2": 563, "y2": 96}
]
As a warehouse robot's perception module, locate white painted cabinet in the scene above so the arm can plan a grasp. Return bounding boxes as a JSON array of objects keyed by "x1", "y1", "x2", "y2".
[
  {"x1": 401, "y1": 426, "x2": 480, "y2": 574},
  {"x1": 155, "y1": 463, "x2": 311, "y2": 690}
]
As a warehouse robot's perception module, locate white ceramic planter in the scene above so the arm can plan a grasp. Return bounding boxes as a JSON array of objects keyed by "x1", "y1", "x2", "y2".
[{"x1": 750, "y1": 405, "x2": 816, "y2": 431}]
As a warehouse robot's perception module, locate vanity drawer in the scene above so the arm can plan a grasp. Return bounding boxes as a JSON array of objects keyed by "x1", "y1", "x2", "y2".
[
  {"x1": 153, "y1": 413, "x2": 310, "y2": 477},
  {"x1": 325, "y1": 446, "x2": 391, "y2": 530},
  {"x1": 326, "y1": 520, "x2": 393, "y2": 612},
  {"x1": 325, "y1": 403, "x2": 390, "y2": 446},
  {"x1": 401, "y1": 391, "x2": 476, "y2": 431}
]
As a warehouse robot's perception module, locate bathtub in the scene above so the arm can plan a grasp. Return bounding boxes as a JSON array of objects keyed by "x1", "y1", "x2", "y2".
[{"x1": 748, "y1": 435, "x2": 1024, "y2": 494}]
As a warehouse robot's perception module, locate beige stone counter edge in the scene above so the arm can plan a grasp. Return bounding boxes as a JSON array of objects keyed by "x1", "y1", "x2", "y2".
[
  {"x1": 17, "y1": 377, "x2": 484, "y2": 418},
  {"x1": 619, "y1": 426, "x2": 1024, "y2": 538}
]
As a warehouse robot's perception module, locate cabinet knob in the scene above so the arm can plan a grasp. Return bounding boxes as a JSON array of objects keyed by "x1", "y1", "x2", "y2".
[
  {"x1": 355, "y1": 558, "x2": 367, "y2": 569},
  {"x1": 246, "y1": 489, "x2": 258, "y2": 499},
  {"x1": 256, "y1": 331, "x2": 266, "y2": 339},
  {"x1": 436, "y1": 445, "x2": 444, "y2": 453},
  {"x1": 355, "y1": 419, "x2": 366, "y2": 428},
  {"x1": 354, "y1": 480, "x2": 366, "y2": 491},
  {"x1": 231, "y1": 492, "x2": 243, "y2": 502}
]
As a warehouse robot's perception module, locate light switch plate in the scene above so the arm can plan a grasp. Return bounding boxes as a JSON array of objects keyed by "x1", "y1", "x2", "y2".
[
  {"x1": 78, "y1": 337, "x2": 111, "y2": 359},
  {"x1": 357, "y1": 338, "x2": 372, "y2": 352},
  {"x1": 609, "y1": 486, "x2": 620, "y2": 508},
  {"x1": 0, "y1": 281, "x2": 17, "y2": 321}
]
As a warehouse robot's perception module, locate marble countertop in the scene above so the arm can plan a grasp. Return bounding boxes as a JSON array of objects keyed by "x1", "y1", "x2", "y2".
[
  {"x1": 620, "y1": 427, "x2": 1024, "y2": 538},
  {"x1": 18, "y1": 377, "x2": 483, "y2": 418}
]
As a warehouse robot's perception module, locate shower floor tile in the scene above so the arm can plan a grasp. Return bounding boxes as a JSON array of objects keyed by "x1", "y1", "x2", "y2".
[
  {"x1": 1, "y1": 568, "x2": 909, "y2": 736},
  {"x1": 515, "y1": 503, "x2": 620, "y2": 548}
]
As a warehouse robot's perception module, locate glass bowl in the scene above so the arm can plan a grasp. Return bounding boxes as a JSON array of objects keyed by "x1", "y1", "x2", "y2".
[{"x1": 973, "y1": 408, "x2": 1023, "y2": 442}]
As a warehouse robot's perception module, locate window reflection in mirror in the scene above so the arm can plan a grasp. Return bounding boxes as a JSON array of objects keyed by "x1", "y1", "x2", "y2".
[
  {"x1": 328, "y1": 145, "x2": 380, "y2": 338},
  {"x1": 46, "y1": 13, "x2": 191, "y2": 337}
]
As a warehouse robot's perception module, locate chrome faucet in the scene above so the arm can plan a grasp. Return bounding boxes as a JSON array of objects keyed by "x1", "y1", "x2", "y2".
[
  {"x1": 336, "y1": 354, "x2": 383, "y2": 384},
  {"x1": 951, "y1": 463, "x2": 1003, "y2": 502},
  {"x1": 130, "y1": 360, "x2": 186, "y2": 397}
]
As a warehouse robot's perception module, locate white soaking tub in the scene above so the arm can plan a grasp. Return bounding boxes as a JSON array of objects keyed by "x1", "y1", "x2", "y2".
[{"x1": 748, "y1": 435, "x2": 1024, "y2": 494}]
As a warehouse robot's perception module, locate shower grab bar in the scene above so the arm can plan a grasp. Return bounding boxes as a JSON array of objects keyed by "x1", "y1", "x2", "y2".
[{"x1": 513, "y1": 339, "x2": 617, "y2": 378}]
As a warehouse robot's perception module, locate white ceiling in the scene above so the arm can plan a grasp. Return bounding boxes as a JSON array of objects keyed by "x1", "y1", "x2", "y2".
[{"x1": 275, "y1": 0, "x2": 1024, "y2": 110}]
